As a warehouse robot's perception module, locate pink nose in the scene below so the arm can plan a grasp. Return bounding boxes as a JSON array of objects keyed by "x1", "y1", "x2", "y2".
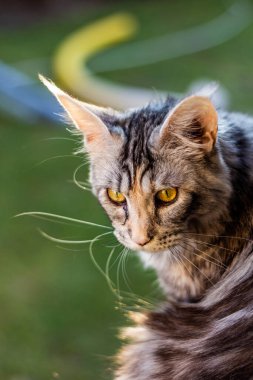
[{"x1": 133, "y1": 236, "x2": 152, "y2": 247}]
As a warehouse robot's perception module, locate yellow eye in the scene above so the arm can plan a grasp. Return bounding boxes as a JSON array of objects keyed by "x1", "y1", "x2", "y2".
[
  {"x1": 107, "y1": 188, "x2": 126, "y2": 204},
  {"x1": 156, "y1": 188, "x2": 177, "y2": 204}
]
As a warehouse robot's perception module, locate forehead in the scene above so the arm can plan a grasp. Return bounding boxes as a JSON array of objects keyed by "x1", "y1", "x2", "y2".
[
  {"x1": 120, "y1": 165, "x2": 152, "y2": 194},
  {"x1": 118, "y1": 152, "x2": 186, "y2": 195},
  {"x1": 118, "y1": 102, "x2": 171, "y2": 165},
  {"x1": 98, "y1": 97, "x2": 186, "y2": 193}
]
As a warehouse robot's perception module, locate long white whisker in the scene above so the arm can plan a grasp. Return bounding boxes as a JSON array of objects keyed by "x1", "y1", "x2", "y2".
[
  {"x1": 184, "y1": 236, "x2": 239, "y2": 255},
  {"x1": 105, "y1": 246, "x2": 142, "y2": 306},
  {"x1": 34, "y1": 154, "x2": 75, "y2": 167},
  {"x1": 56, "y1": 245, "x2": 84, "y2": 252},
  {"x1": 15, "y1": 211, "x2": 112, "y2": 229},
  {"x1": 116, "y1": 247, "x2": 126, "y2": 303},
  {"x1": 121, "y1": 249, "x2": 132, "y2": 292},
  {"x1": 185, "y1": 232, "x2": 253, "y2": 243},
  {"x1": 184, "y1": 238, "x2": 227, "y2": 266},
  {"x1": 89, "y1": 231, "x2": 123, "y2": 301},
  {"x1": 67, "y1": 180, "x2": 92, "y2": 192},
  {"x1": 40, "y1": 136, "x2": 77, "y2": 142},
  {"x1": 183, "y1": 240, "x2": 227, "y2": 269},
  {"x1": 73, "y1": 162, "x2": 92, "y2": 192},
  {"x1": 105, "y1": 247, "x2": 121, "y2": 298},
  {"x1": 171, "y1": 245, "x2": 194, "y2": 282},
  {"x1": 105, "y1": 242, "x2": 122, "y2": 249},
  {"x1": 178, "y1": 243, "x2": 215, "y2": 287},
  {"x1": 38, "y1": 229, "x2": 99, "y2": 244}
]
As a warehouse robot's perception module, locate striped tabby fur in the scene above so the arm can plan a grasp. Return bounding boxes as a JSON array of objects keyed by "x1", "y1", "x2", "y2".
[{"x1": 116, "y1": 244, "x2": 253, "y2": 379}]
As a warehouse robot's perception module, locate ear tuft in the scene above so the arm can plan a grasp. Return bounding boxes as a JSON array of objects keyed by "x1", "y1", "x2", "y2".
[
  {"x1": 159, "y1": 95, "x2": 218, "y2": 152},
  {"x1": 39, "y1": 74, "x2": 64, "y2": 97},
  {"x1": 39, "y1": 74, "x2": 115, "y2": 152}
]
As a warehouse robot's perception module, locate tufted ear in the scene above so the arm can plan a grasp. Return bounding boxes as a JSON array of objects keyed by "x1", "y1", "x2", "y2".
[
  {"x1": 39, "y1": 75, "x2": 115, "y2": 153},
  {"x1": 158, "y1": 95, "x2": 218, "y2": 152}
]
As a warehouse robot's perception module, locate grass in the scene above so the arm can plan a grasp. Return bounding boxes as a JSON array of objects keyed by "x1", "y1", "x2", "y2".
[{"x1": 1, "y1": 0, "x2": 253, "y2": 379}]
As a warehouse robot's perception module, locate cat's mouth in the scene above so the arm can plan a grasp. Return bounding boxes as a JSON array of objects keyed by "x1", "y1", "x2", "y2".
[
  {"x1": 138, "y1": 242, "x2": 179, "y2": 253},
  {"x1": 114, "y1": 230, "x2": 182, "y2": 253}
]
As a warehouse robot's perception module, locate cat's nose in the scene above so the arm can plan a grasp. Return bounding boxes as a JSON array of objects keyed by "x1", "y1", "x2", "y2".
[
  {"x1": 130, "y1": 219, "x2": 153, "y2": 247},
  {"x1": 136, "y1": 237, "x2": 152, "y2": 246},
  {"x1": 132, "y1": 235, "x2": 152, "y2": 247}
]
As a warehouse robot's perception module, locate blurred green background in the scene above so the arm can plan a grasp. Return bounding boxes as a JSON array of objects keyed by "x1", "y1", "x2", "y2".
[{"x1": 1, "y1": 0, "x2": 253, "y2": 379}]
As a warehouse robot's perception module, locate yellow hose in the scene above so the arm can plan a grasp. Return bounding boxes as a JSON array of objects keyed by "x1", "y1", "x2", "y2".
[{"x1": 53, "y1": 13, "x2": 138, "y2": 105}]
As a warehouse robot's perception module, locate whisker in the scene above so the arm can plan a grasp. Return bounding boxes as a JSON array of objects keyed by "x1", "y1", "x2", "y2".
[
  {"x1": 105, "y1": 242, "x2": 121, "y2": 249},
  {"x1": 40, "y1": 136, "x2": 77, "y2": 142},
  {"x1": 73, "y1": 162, "x2": 91, "y2": 192},
  {"x1": 106, "y1": 247, "x2": 138, "y2": 306},
  {"x1": 56, "y1": 245, "x2": 84, "y2": 252},
  {"x1": 105, "y1": 247, "x2": 121, "y2": 298},
  {"x1": 38, "y1": 229, "x2": 99, "y2": 244},
  {"x1": 115, "y1": 249, "x2": 154, "y2": 309},
  {"x1": 184, "y1": 237, "x2": 239, "y2": 255},
  {"x1": 67, "y1": 180, "x2": 92, "y2": 193},
  {"x1": 178, "y1": 243, "x2": 215, "y2": 287},
  {"x1": 72, "y1": 180, "x2": 92, "y2": 188},
  {"x1": 89, "y1": 231, "x2": 119, "y2": 283},
  {"x1": 88, "y1": 237, "x2": 151, "y2": 308},
  {"x1": 183, "y1": 240, "x2": 227, "y2": 269},
  {"x1": 184, "y1": 238, "x2": 227, "y2": 264},
  {"x1": 15, "y1": 211, "x2": 112, "y2": 229},
  {"x1": 34, "y1": 154, "x2": 76, "y2": 167},
  {"x1": 117, "y1": 247, "x2": 126, "y2": 303},
  {"x1": 185, "y1": 232, "x2": 253, "y2": 243},
  {"x1": 170, "y1": 245, "x2": 194, "y2": 281},
  {"x1": 88, "y1": 233, "x2": 141, "y2": 305},
  {"x1": 121, "y1": 249, "x2": 133, "y2": 293},
  {"x1": 106, "y1": 246, "x2": 124, "y2": 269},
  {"x1": 14, "y1": 214, "x2": 72, "y2": 226}
]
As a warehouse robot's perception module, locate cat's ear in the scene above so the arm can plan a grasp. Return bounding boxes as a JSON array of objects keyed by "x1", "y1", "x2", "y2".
[
  {"x1": 39, "y1": 75, "x2": 114, "y2": 152},
  {"x1": 156, "y1": 96, "x2": 218, "y2": 152}
]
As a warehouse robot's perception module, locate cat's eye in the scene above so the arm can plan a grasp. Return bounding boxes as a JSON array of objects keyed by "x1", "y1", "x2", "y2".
[
  {"x1": 107, "y1": 188, "x2": 126, "y2": 204},
  {"x1": 156, "y1": 188, "x2": 177, "y2": 204}
]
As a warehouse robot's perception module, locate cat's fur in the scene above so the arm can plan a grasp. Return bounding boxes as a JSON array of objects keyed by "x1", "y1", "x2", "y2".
[
  {"x1": 116, "y1": 243, "x2": 253, "y2": 380},
  {"x1": 41, "y1": 76, "x2": 253, "y2": 379}
]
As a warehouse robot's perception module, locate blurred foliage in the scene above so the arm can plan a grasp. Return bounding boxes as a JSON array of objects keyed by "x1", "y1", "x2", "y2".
[{"x1": 1, "y1": 0, "x2": 253, "y2": 379}]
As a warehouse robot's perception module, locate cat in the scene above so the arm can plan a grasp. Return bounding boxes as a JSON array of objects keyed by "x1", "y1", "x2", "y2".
[{"x1": 40, "y1": 75, "x2": 253, "y2": 379}]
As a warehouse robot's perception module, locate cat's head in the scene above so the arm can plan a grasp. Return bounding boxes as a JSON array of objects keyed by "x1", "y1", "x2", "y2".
[{"x1": 41, "y1": 76, "x2": 230, "y2": 254}]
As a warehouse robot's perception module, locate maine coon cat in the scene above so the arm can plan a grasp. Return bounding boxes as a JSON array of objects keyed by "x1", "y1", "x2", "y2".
[{"x1": 40, "y1": 75, "x2": 253, "y2": 379}]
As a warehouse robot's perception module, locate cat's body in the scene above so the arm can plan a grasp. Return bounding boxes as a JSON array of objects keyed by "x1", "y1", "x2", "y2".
[
  {"x1": 41, "y1": 76, "x2": 253, "y2": 379},
  {"x1": 116, "y1": 243, "x2": 253, "y2": 380}
]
